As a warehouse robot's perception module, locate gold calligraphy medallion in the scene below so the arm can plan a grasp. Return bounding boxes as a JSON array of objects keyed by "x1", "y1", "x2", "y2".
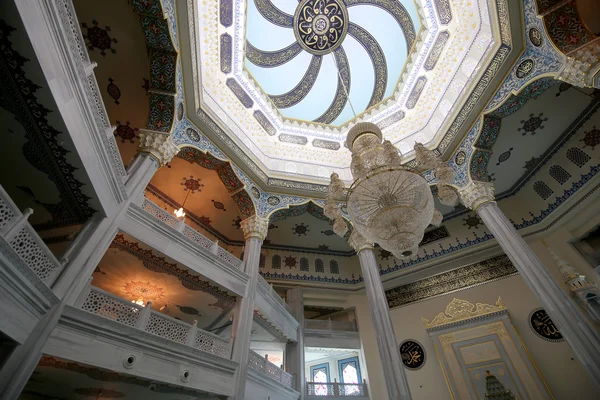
[{"x1": 294, "y1": 0, "x2": 348, "y2": 55}]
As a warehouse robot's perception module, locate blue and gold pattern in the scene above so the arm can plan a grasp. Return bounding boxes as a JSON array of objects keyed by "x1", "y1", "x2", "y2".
[
  {"x1": 253, "y1": 110, "x2": 276, "y2": 135},
  {"x1": 347, "y1": 23, "x2": 387, "y2": 108},
  {"x1": 315, "y1": 48, "x2": 350, "y2": 124},
  {"x1": 254, "y1": 0, "x2": 293, "y2": 27},
  {"x1": 270, "y1": 56, "x2": 323, "y2": 108},
  {"x1": 220, "y1": 0, "x2": 233, "y2": 27},
  {"x1": 245, "y1": 42, "x2": 303, "y2": 68},
  {"x1": 294, "y1": 0, "x2": 349, "y2": 55},
  {"x1": 279, "y1": 134, "x2": 308, "y2": 145},
  {"x1": 345, "y1": 0, "x2": 416, "y2": 50},
  {"x1": 424, "y1": 31, "x2": 449, "y2": 71},
  {"x1": 244, "y1": 0, "x2": 417, "y2": 125},
  {"x1": 406, "y1": 76, "x2": 426, "y2": 109},
  {"x1": 313, "y1": 139, "x2": 341, "y2": 150},
  {"x1": 226, "y1": 78, "x2": 254, "y2": 108},
  {"x1": 220, "y1": 34, "x2": 233, "y2": 74}
]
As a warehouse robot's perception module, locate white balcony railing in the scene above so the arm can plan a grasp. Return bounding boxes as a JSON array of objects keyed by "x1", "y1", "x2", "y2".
[
  {"x1": 305, "y1": 319, "x2": 357, "y2": 332},
  {"x1": 307, "y1": 380, "x2": 369, "y2": 397},
  {"x1": 141, "y1": 198, "x2": 297, "y2": 317},
  {"x1": 0, "y1": 184, "x2": 64, "y2": 286},
  {"x1": 78, "y1": 285, "x2": 231, "y2": 358},
  {"x1": 257, "y1": 274, "x2": 294, "y2": 315},
  {"x1": 142, "y1": 198, "x2": 244, "y2": 270},
  {"x1": 248, "y1": 350, "x2": 293, "y2": 389}
]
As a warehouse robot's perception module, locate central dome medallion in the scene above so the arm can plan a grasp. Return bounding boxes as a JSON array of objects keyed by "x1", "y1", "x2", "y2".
[{"x1": 293, "y1": 0, "x2": 349, "y2": 55}]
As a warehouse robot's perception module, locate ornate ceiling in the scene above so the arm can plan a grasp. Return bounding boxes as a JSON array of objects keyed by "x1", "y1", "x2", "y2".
[
  {"x1": 186, "y1": 0, "x2": 510, "y2": 184},
  {"x1": 245, "y1": 0, "x2": 419, "y2": 125}
]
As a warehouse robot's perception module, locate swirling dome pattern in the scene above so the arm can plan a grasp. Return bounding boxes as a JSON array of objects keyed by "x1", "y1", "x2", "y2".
[{"x1": 245, "y1": 0, "x2": 419, "y2": 126}]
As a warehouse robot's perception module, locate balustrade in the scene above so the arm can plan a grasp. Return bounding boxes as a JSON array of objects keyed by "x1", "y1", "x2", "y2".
[
  {"x1": 0, "y1": 184, "x2": 64, "y2": 286},
  {"x1": 247, "y1": 350, "x2": 293, "y2": 388},
  {"x1": 142, "y1": 198, "x2": 244, "y2": 270},
  {"x1": 307, "y1": 380, "x2": 368, "y2": 397},
  {"x1": 78, "y1": 286, "x2": 231, "y2": 358}
]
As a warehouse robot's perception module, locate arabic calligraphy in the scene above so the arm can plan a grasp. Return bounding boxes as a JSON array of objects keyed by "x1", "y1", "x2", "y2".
[
  {"x1": 294, "y1": 0, "x2": 348, "y2": 55},
  {"x1": 529, "y1": 308, "x2": 564, "y2": 342},
  {"x1": 399, "y1": 340, "x2": 426, "y2": 369}
]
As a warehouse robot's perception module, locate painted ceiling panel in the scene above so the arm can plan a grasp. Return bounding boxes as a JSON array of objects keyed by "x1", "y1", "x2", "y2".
[
  {"x1": 488, "y1": 84, "x2": 595, "y2": 196},
  {"x1": 244, "y1": 0, "x2": 418, "y2": 124}
]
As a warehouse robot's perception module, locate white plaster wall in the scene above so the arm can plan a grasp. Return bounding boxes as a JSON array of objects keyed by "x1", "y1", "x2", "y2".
[{"x1": 346, "y1": 273, "x2": 598, "y2": 400}]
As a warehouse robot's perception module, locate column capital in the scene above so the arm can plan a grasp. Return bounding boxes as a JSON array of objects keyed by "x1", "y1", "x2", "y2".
[
  {"x1": 458, "y1": 180, "x2": 495, "y2": 211},
  {"x1": 240, "y1": 215, "x2": 269, "y2": 240},
  {"x1": 138, "y1": 130, "x2": 179, "y2": 166},
  {"x1": 348, "y1": 230, "x2": 374, "y2": 253}
]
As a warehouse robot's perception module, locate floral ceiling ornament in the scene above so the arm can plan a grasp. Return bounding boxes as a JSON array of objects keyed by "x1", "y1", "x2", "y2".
[
  {"x1": 123, "y1": 281, "x2": 165, "y2": 304},
  {"x1": 325, "y1": 122, "x2": 455, "y2": 258}
]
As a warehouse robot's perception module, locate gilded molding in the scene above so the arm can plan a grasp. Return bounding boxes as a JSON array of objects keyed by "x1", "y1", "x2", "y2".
[
  {"x1": 270, "y1": 56, "x2": 323, "y2": 108},
  {"x1": 138, "y1": 130, "x2": 179, "y2": 166},
  {"x1": 245, "y1": 41, "x2": 302, "y2": 68},
  {"x1": 422, "y1": 297, "x2": 506, "y2": 329},
  {"x1": 458, "y1": 181, "x2": 496, "y2": 211},
  {"x1": 240, "y1": 215, "x2": 269, "y2": 240}
]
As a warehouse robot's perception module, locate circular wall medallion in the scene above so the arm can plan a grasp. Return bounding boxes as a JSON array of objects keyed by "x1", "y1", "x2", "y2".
[
  {"x1": 528, "y1": 28, "x2": 542, "y2": 47},
  {"x1": 399, "y1": 340, "x2": 426, "y2": 370},
  {"x1": 294, "y1": 0, "x2": 349, "y2": 55},
  {"x1": 528, "y1": 308, "x2": 564, "y2": 342},
  {"x1": 515, "y1": 59, "x2": 535, "y2": 79},
  {"x1": 455, "y1": 150, "x2": 466, "y2": 165},
  {"x1": 251, "y1": 186, "x2": 260, "y2": 199},
  {"x1": 177, "y1": 102, "x2": 184, "y2": 121},
  {"x1": 267, "y1": 196, "x2": 281, "y2": 206},
  {"x1": 185, "y1": 127, "x2": 200, "y2": 142}
]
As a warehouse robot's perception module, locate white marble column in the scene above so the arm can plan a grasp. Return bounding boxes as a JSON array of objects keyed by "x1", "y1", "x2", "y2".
[
  {"x1": 349, "y1": 232, "x2": 412, "y2": 400},
  {"x1": 459, "y1": 181, "x2": 600, "y2": 387},
  {"x1": 0, "y1": 300, "x2": 66, "y2": 399},
  {"x1": 285, "y1": 287, "x2": 305, "y2": 398},
  {"x1": 230, "y1": 216, "x2": 269, "y2": 400}
]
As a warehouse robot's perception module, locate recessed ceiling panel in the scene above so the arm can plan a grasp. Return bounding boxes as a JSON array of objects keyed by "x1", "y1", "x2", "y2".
[{"x1": 245, "y1": 0, "x2": 419, "y2": 125}]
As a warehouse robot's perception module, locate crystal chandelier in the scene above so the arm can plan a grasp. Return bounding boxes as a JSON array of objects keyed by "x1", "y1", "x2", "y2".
[{"x1": 325, "y1": 122, "x2": 458, "y2": 258}]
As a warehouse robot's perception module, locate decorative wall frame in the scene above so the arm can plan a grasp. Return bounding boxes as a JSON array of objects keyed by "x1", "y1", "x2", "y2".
[{"x1": 423, "y1": 298, "x2": 553, "y2": 399}]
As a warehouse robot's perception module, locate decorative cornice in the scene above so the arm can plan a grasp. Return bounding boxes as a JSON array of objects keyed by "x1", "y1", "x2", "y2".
[
  {"x1": 458, "y1": 181, "x2": 495, "y2": 211},
  {"x1": 240, "y1": 215, "x2": 269, "y2": 240},
  {"x1": 421, "y1": 297, "x2": 506, "y2": 329},
  {"x1": 386, "y1": 254, "x2": 517, "y2": 309},
  {"x1": 138, "y1": 130, "x2": 179, "y2": 166}
]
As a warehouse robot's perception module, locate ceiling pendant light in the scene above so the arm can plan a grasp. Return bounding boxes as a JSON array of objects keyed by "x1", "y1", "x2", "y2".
[
  {"x1": 326, "y1": 123, "x2": 457, "y2": 258},
  {"x1": 174, "y1": 186, "x2": 192, "y2": 219}
]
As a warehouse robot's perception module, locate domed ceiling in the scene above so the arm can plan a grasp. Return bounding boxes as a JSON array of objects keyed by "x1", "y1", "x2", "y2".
[
  {"x1": 244, "y1": 0, "x2": 420, "y2": 125},
  {"x1": 186, "y1": 0, "x2": 512, "y2": 183}
]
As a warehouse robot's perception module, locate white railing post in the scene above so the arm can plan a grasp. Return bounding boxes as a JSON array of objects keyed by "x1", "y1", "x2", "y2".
[
  {"x1": 186, "y1": 319, "x2": 198, "y2": 347},
  {"x1": 176, "y1": 217, "x2": 186, "y2": 233},
  {"x1": 211, "y1": 239, "x2": 220, "y2": 255},
  {"x1": 74, "y1": 277, "x2": 94, "y2": 307},
  {"x1": 1, "y1": 208, "x2": 33, "y2": 242},
  {"x1": 135, "y1": 301, "x2": 153, "y2": 329}
]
